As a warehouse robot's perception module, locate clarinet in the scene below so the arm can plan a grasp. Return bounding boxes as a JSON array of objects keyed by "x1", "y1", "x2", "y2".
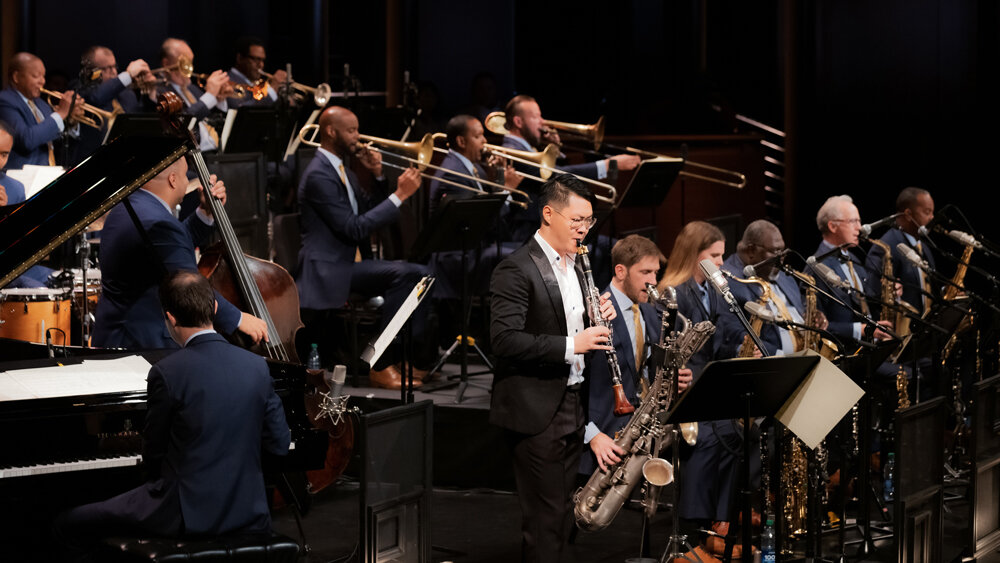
[{"x1": 577, "y1": 245, "x2": 634, "y2": 416}]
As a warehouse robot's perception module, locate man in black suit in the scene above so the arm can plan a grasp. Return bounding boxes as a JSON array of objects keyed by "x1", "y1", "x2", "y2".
[
  {"x1": 489, "y1": 174, "x2": 615, "y2": 563},
  {"x1": 580, "y1": 234, "x2": 666, "y2": 475},
  {"x1": 55, "y1": 271, "x2": 290, "y2": 559}
]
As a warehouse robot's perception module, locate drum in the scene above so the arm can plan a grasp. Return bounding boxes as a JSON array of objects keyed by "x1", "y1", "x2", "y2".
[
  {"x1": 70, "y1": 268, "x2": 102, "y2": 310},
  {"x1": 0, "y1": 288, "x2": 73, "y2": 344}
]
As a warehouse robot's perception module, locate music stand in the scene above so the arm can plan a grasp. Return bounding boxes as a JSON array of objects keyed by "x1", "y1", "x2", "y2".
[
  {"x1": 220, "y1": 108, "x2": 282, "y2": 160},
  {"x1": 103, "y1": 113, "x2": 170, "y2": 144},
  {"x1": 664, "y1": 355, "x2": 825, "y2": 563},
  {"x1": 617, "y1": 157, "x2": 685, "y2": 208},
  {"x1": 410, "y1": 194, "x2": 507, "y2": 403}
]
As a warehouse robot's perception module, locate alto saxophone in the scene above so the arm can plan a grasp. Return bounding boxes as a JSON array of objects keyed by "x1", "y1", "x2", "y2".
[
  {"x1": 578, "y1": 245, "x2": 634, "y2": 416},
  {"x1": 725, "y1": 273, "x2": 773, "y2": 357},
  {"x1": 573, "y1": 301, "x2": 715, "y2": 531},
  {"x1": 941, "y1": 241, "x2": 976, "y2": 362}
]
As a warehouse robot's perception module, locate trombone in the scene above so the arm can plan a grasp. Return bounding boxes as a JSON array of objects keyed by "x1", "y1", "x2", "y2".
[
  {"x1": 484, "y1": 111, "x2": 747, "y2": 189},
  {"x1": 260, "y1": 71, "x2": 332, "y2": 106},
  {"x1": 39, "y1": 88, "x2": 118, "y2": 130},
  {"x1": 296, "y1": 124, "x2": 532, "y2": 208}
]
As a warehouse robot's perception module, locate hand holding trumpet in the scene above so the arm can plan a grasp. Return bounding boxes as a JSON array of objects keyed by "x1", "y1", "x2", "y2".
[{"x1": 53, "y1": 90, "x2": 87, "y2": 123}]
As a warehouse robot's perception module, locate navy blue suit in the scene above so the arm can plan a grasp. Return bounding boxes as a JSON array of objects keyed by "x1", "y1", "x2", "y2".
[
  {"x1": 810, "y1": 241, "x2": 873, "y2": 345},
  {"x1": 56, "y1": 332, "x2": 290, "y2": 545},
  {"x1": 0, "y1": 87, "x2": 62, "y2": 169},
  {"x1": 1, "y1": 171, "x2": 26, "y2": 204},
  {"x1": 2, "y1": 172, "x2": 56, "y2": 288},
  {"x1": 580, "y1": 287, "x2": 662, "y2": 475},
  {"x1": 864, "y1": 227, "x2": 935, "y2": 316},
  {"x1": 93, "y1": 189, "x2": 242, "y2": 349},
  {"x1": 718, "y1": 253, "x2": 806, "y2": 357}
]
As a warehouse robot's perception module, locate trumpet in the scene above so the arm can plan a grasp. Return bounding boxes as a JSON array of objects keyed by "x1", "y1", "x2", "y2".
[
  {"x1": 39, "y1": 88, "x2": 118, "y2": 130},
  {"x1": 260, "y1": 71, "x2": 332, "y2": 106},
  {"x1": 296, "y1": 124, "x2": 532, "y2": 208},
  {"x1": 146, "y1": 56, "x2": 259, "y2": 99},
  {"x1": 485, "y1": 111, "x2": 746, "y2": 189}
]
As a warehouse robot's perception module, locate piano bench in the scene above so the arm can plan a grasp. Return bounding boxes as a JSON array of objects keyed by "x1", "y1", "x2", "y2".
[{"x1": 100, "y1": 532, "x2": 299, "y2": 562}]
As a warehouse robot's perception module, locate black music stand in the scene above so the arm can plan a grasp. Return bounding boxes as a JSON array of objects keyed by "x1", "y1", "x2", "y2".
[
  {"x1": 664, "y1": 356, "x2": 822, "y2": 563},
  {"x1": 410, "y1": 194, "x2": 507, "y2": 403},
  {"x1": 617, "y1": 157, "x2": 685, "y2": 208},
  {"x1": 103, "y1": 113, "x2": 169, "y2": 144},
  {"x1": 220, "y1": 108, "x2": 281, "y2": 159}
]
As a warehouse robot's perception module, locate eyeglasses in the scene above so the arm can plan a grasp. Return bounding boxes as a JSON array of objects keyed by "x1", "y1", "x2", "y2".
[
  {"x1": 832, "y1": 218, "x2": 861, "y2": 225},
  {"x1": 552, "y1": 208, "x2": 597, "y2": 230}
]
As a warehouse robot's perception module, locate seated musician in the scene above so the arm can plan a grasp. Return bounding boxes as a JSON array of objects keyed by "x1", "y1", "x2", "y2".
[
  {"x1": 717, "y1": 219, "x2": 828, "y2": 357},
  {"x1": 68, "y1": 46, "x2": 150, "y2": 166},
  {"x1": 656, "y1": 220, "x2": 747, "y2": 558},
  {"x1": 91, "y1": 156, "x2": 268, "y2": 349},
  {"x1": 54, "y1": 271, "x2": 290, "y2": 560},
  {"x1": 427, "y1": 113, "x2": 522, "y2": 306},
  {"x1": 153, "y1": 38, "x2": 231, "y2": 155},
  {"x1": 1, "y1": 119, "x2": 55, "y2": 287},
  {"x1": 580, "y1": 234, "x2": 666, "y2": 475},
  {"x1": 226, "y1": 36, "x2": 288, "y2": 108},
  {"x1": 499, "y1": 94, "x2": 640, "y2": 245},
  {"x1": 295, "y1": 106, "x2": 431, "y2": 390},
  {"x1": 0, "y1": 52, "x2": 86, "y2": 169}
]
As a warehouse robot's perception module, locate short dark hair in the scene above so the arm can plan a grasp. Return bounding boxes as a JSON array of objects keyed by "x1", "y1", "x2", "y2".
[
  {"x1": 611, "y1": 234, "x2": 665, "y2": 269},
  {"x1": 896, "y1": 186, "x2": 929, "y2": 212},
  {"x1": 234, "y1": 36, "x2": 265, "y2": 59},
  {"x1": 445, "y1": 114, "x2": 475, "y2": 148},
  {"x1": 159, "y1": 271, "x2": 215, "y2": 328},
  {"x1": 538, "y1": 173, "x2": 592, "y2": 220},
  {"x1": 0, "y1": 119, "x2": 14, "y2": 138},
  {"x1": 504, "y1": 94, "x2": 536, "y2": 125}
]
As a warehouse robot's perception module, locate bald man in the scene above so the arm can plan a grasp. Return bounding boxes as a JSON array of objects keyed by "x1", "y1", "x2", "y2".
[
  {"x1": 152, "y1": 38, "x2": 232, "y2": 153},
  {"x1": 295, "y1": 106, "x2": 430, "y2": 389},
  {"x1": 92, "y1": 156, "x2": 268, "y2": 349},
  {"x1": 0, "y1": 52, "x2": 87, "y2": 169}
]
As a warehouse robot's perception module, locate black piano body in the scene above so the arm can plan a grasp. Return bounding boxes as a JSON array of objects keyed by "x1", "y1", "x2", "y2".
[{"x1": 0, "y1": 135, "x2": 328, "y2": 559}]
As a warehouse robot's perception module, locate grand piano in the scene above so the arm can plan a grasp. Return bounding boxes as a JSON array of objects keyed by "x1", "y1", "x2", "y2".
[{"x1": 0, "y1": 135, "x2": 328, "y2": 557}]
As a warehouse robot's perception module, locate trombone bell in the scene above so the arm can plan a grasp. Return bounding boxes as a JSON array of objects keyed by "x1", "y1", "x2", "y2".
[
  {"x1": 485, "y1": 143, "x2": 560, "y2": 180},
  {"x1": 359, "y1": 133, "x2": 435, "y2": 171}
]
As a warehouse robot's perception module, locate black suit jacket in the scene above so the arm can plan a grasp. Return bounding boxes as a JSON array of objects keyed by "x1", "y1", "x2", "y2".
[
  {"x1": 673, "y1": 277, "x2": 730, "y2": 376},
  {"x1": 864, "y1": 227, "x2": 936, "y2": 316},
  {"x1": 489, "y1": 237, "x2": 590, "y2": 435}
]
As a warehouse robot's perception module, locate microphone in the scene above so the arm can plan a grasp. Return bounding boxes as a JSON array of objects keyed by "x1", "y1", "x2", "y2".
[
  {"x1": 744, "y1": 301, "x2": 778, "y2": 323},
  {"x1": 699, "y1": 259, "x2": 736, "y2": 305},
  {"x1": 742, "y1": 249, "x2": 790, "y2": 278},
  {"x1": 859, "y1": 212, "x2": 902, "y2": 237},
  {"x1": 327, "y1": 364, "x2": 347, "y2": 398},
  {"x1": 46, "y1": 328, "x2": 55, "y2": 359},
  {"x1": 946, "y1": 229, "x2": 982, "y2": 249},
  {"x1": 806, "y1": 256, "x2": 850, "y2": 290},
  {"x1": 897, "y1": 242, "x2": 930, "y2": 272}
]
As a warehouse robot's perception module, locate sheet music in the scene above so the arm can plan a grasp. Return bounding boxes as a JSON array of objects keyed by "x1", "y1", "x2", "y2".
[
  {"x1": 6, "y1": 165, "x2": 66, "y2": 200},
  {"x1": 775, "y1": 350, "x2": 864, "y2": 449},
  {"x1": 220, "y1": 108, "x2": 238, "y2": 152},
  {"x1": 0, "y1": 355, "x2": 152, "y2": 402},
  {"x1": 361, "y1": 276, "x2": 435, "y2": 367}
]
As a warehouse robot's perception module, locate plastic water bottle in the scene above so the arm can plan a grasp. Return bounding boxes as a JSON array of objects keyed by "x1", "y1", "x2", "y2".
[
  {"x1": 761, "y1": 517, "x2": 775, "y2": 563},
  {"x1": 306, "y1": 343, "x2": 321, "y2": 370},
  {"x1": 883, "y1": 451, "x2": 895, "y2": 502}
]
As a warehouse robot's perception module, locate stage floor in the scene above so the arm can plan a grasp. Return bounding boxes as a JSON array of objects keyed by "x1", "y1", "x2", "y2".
[{"x1": 273, "y1": 359, "x2": 984, "y2": 563}]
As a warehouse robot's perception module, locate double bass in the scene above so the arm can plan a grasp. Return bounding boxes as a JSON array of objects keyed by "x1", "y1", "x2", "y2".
[{"x1": 156, "y1": 92, "x2": 352, "y2": 493}]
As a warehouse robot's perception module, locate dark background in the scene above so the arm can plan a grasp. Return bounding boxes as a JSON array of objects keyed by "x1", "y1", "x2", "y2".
[{"x1": 3, "y1": 0, "x2": 997, "y2": 253}]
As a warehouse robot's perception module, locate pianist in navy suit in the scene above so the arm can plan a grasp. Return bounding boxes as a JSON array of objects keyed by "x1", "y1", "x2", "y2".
[
  {"x1": 295, "y1": 106, "x2": 430, "y2": 389},
  {"x1": 0, "y1": 52, "x2": 85, "y2": 169},
  {"x1": 55, "y1": 271, "x2": 290, "y2": 557},
  {"x1": 580, "y1": 235, "x2": 665, "y2": 476},
  {"x1": 92, "y1": 156, "x2": 268, "y2": 349}
]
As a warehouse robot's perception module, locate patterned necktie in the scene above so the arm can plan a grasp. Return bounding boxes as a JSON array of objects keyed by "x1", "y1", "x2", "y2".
[
  {"x1": 915, "y1": 241, "x2": 932, "y2": 310},
  {"x1": 180, "y1": 86, "x2": 220, "y2": 149},
  {"x1": 632, "y1": 304, "x2": 644, "y2": 368},
  {"x1": 846, "y1": 260, "x2": 870, "y2": 316},
  {"x1": 27, "y1": 99, "x2": 56, "y2": 166},
  {"x1": 337, "y1": 163, "x2": 362, "y2": 262}
]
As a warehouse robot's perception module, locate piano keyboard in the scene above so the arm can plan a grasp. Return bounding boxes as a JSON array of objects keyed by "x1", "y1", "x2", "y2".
[{"x1": 0, "y1": 454, "x2": 142, "y2": 479}]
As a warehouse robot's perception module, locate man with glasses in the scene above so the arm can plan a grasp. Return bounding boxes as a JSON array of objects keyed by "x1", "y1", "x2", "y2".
[
  {"x1": 226, "y1": 36, "x2": 289, "y2": 109},
  {"x1": 489, "y1": 173, "x2": 615, "y2": 563}
]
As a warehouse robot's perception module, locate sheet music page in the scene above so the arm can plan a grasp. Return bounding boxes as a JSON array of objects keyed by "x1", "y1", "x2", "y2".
[
  {"x1": 220, "y1": 108, "x2": 238, "y2": 152},
  {"x1": 6, "y1": 165, "x2": 65, "y2": 200},
  {"x1": 361, "y1": 276, "x2": 435, "y2": 366},
  {"x1": 0, "y1": 355, "x2": 152, "y2": 401},
  {"x1": 775, "y1": 350, "x2": 864, "y2": 449}
]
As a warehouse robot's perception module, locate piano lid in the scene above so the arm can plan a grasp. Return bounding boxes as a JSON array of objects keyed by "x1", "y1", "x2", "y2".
[{"x1": 0, "y1": 135, "x2": 189, "y2": 288}]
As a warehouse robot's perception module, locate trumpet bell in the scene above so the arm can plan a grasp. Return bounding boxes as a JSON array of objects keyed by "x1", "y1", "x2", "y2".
[{"x1": 642, "y1": 457, "x2": 674, "y2": 486}]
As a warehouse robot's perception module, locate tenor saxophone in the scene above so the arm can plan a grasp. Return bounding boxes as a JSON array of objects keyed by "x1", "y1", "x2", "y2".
[{"x1": 573, "y1": 307, "x2": 715, "y2": 531}]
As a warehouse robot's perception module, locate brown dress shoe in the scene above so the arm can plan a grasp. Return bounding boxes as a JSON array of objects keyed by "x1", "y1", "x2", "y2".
[{"x1": 370, "y1": 365, "x2": 423, "y2": 390}]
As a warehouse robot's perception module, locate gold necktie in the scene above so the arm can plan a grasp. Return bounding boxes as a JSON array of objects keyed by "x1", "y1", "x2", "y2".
[
  {"x1": 181, "y1": 87, "x2": 219, "y2": 149},
  {"x1": 27, "y1": 99, "x2": 55, "y2": 166},
  {"x1": 847, "y1": 260, "x2": 870, "y2": 316},
  {"x1": 632, "y1": 304, "x2": 644, "y2": 367},
  {"x1": 915, "y1": 241, "x2": 932, "y2": 310},
  {"x1": 770, "y1": 290, "x2": 804, "y2": 351},
  {"x1": 338, "y1": 163, "x2": 362, "y2": 263}
]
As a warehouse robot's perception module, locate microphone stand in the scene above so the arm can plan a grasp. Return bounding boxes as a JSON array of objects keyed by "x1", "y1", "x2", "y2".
[
  {"x1": 917, "y1": 263, "x2": 1000, "y2": 315},
  {"x1": 785, "y1": 265, "x2": 900, "y2": 342}
]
